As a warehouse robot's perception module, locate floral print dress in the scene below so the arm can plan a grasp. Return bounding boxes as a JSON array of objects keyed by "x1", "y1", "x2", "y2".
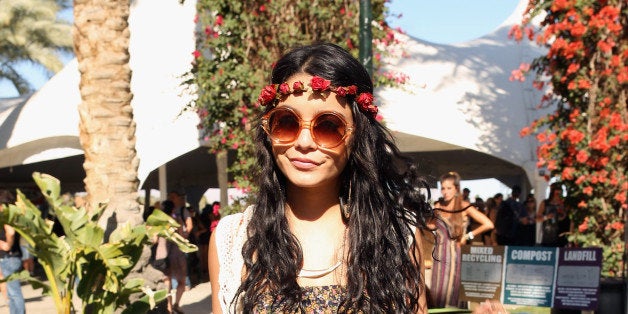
[{"x1": 254, "y1": 285, "x2": 346, "y2": 313}]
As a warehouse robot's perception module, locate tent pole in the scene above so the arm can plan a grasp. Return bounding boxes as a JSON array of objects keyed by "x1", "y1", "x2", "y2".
[{"x1": 159, "y1": 165, "x2": 167, "y2": 201}]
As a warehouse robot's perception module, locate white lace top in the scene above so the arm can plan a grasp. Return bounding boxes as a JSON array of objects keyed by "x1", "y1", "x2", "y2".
[
  {"x1": 214, "y1": 206, "x2": 254, "y2": 313},
  {"x1": 214, "y1": 206, "x2": 419, "y2": 313}
]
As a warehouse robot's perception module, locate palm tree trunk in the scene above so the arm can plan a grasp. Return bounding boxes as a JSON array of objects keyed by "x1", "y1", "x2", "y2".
[{"x1": 73, "y1": 0, "x2": 141, "y2": 228}]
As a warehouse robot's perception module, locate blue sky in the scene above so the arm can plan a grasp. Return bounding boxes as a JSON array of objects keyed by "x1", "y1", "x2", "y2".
[{"x1": 386, "y1": 0, "x2": 520, "y2": 44}]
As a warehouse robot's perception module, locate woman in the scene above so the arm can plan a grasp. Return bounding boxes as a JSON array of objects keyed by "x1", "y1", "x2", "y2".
[
  {"x1": 209, "y1": 43, "x2": 433, "y2": 313},
  {"x1": 482, "y1": 197, "x2": 496, "y2": 245},
  {"x1": 198, "y1": 201, "x2": 220, "y2": 280},
  {"x1": 161, "y1": 200, "x2": 188, "y2": 314},
  {"x1": 486, "y1": 193, "x2": 503, "y2": 246},
  {"x1": 428, "y1": 171, "x2": 494, "y2": 308},
  {"x1": 517, "y1": 194, "x2": 537, "y2": 246},
  {"x1": 537, "y1": 183, "x2": 565, "y2": 247}
]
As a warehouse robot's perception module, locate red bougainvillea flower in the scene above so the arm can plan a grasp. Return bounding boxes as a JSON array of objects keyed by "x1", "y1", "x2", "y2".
[
  {"x1": 578, "y1": 217, "x2": 589, "y2": 232},
  {"x1": 562, "y1": 167, "x2": 575, "y2": 180},
  {"x1": 611, "y1": 221, "x2": 624, "y2": 231},
  {"x1": 615, "y1": 192, "x2": 627, "y2": 203},
  {"x1": 582, "y1": 186, "x2": 593, "y2": 195},
  {"x1": 576, "y1": 150, "x2": 588, "y2": 163}
]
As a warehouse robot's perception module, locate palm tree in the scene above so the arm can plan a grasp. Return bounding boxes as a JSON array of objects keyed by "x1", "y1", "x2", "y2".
[
  {"x1": 0, "y1": 0, "x2": 73, "y2": 95},
  {"x1": 72, "y1": 0, "x2": 141, "y2": 228}
]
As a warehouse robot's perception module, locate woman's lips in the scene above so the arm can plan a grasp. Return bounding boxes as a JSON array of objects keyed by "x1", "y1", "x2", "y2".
[{"x1": 289, "y1": 157, "x2": 320, "y2": 169}]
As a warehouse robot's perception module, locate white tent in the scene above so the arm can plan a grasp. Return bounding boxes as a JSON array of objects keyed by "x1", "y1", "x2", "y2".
[
  {"x1": 1, "y1": 0, "x2": 547, "y2": 197},
  {"x1": 379, "y1": 0, "x2": 549, "y2": 195},
  {"x1": 0, "y1": 0, "x2": 204, "y2": 193}
]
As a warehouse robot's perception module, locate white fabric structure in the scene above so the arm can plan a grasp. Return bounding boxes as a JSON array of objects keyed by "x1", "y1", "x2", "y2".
[
  {"x1": 1, "y1": 0, "x2": 547, "y2": 196},
  {"x1": 378, "y1": 0, "x2": 548, "y2": 194}
]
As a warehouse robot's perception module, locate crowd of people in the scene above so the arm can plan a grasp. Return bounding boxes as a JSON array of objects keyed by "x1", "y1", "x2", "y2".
[
  {"x1": 144, "y1": 190, "x2": 222, "y2": 314},
  {"x1": 422, "y1": 177, "x2": 572, "y2": 310},
  {"x1": 464, "y1": 181, "x2": 571, "y2": 249}
]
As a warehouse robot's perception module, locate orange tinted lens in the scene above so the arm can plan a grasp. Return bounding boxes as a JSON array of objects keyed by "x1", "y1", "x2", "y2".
[
  {"x1": 268, "y1": 109, "x2": 300, "y2": 142},
  {"x1": 312, "y1": 113, "x2": 347, "y2": 147}
]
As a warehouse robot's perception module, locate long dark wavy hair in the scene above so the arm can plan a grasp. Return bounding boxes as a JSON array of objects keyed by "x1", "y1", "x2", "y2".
[{"x1": 234, "y1": 43, "x2": 434, "y2": 313}]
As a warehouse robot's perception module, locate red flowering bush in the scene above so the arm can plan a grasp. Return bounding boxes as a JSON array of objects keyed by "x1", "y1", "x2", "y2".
[
  {"x1": 512, "y1": 0, "x2": 626, "y2": 277},
  {"x1": 189, "y1": 0, "x2": 406, "y2": 213}
]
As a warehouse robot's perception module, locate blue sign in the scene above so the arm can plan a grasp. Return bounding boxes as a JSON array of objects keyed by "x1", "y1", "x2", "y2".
[{"x1": 503, "y1": 246, "x2": 558, "y2": 307}]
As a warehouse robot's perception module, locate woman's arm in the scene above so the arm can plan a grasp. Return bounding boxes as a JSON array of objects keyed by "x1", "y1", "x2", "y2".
[
  {"x1": 461, "y1": 204, "x2": 494, "y2": 244},
  {"x1": 536, "y1": 200, "x2": 551, "y2": 222},
  {"x1": 414, "y1": 228, "x2": 428, "y2": 314},
  {"x1": 209, "y1": 231, "x2": 223, "y2": 314},
  {"x1": 0, "y1": 225, "x2": 15, "y2": 251}
]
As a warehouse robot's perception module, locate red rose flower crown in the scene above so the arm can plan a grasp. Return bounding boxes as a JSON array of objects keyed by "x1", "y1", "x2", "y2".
[{"x1": 257, "y1": 76, "x2": 378, "y2": 118}]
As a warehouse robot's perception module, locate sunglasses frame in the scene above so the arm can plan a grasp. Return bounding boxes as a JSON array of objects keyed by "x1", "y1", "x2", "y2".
[{"x1": 261, "y1": 107, "x2": 353, "y2": 149}]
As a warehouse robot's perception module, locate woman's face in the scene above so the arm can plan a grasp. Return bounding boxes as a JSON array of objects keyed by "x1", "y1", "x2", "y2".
[
  {"x1": 440, "y1": 178, "x2": 458, "y2": 202},
  {"x1": 526, "y1": 198, "x2": 536, "y2": 209},
  {"x1": 269, "y1": 73, "x2": 354, "y2": 189}
]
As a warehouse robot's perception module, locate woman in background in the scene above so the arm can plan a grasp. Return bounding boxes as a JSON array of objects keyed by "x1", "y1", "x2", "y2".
[{"x1": 428, "y1": 171, "x2": 494, "y2": 308}]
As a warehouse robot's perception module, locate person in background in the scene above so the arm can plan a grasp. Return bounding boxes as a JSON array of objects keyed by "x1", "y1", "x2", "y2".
[
  {"x1": 0, "y1": 190, "x2": 25, "y2": 314},
  {"x1": 428, "y1": 171, "x2": 494, "y2": 308},
  {"x1": 462, "y1": 187, "x2": 471, "y2": 202},
  {"x1": 487, "y1": 193, "x2": 503, "y2": 245},
  {"x1": 494, "y1": 185, "x2": 523, "y2": 245},
  {"x1": 517, "y1": 194, "x2": 537, "y2": 246},
  {"x1": 481, "y1": 197, "x2": 495, "y2": 245},
  {"x1": 466, "y1": 197, "x2": 486, "y2": 245},
  {"x1": 168, "y1": 190, "x2": 193, "y2": 291},
  {"x1": 19, "y1": 237, "x2": 34, "y2": 277},
  {"x1": 537, "y1": 183, "x2": 565, "y2": 247},
  {"x1": 161, "y1": 200, "x2": 187, "y2": 314},
  {"x1": 199, "y1": 201, "x2": 221, "y2": 281}
]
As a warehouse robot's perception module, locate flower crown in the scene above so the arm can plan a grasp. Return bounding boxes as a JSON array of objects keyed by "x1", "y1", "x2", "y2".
[{"x1": 257, "y1": 76, "x2": 378, "y2": 118}]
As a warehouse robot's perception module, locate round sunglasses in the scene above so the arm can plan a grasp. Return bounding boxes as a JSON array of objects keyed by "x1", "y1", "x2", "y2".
[{"x1": 261, "y1": 107, "x2": 353, "y2": 148}]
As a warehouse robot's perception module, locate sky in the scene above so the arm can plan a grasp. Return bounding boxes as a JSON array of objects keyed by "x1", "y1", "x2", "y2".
[
  {"x1": 385, "y1": 0, "x2": 521, "y2": 44},
  {"x1": 1, "y1": 0, "x2": 522, "y2": 200}
]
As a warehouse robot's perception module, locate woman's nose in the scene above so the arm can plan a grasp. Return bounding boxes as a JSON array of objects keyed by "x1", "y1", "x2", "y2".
[{"x1": 294, "y1": 126, "x2": 317, "y2": 150}]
